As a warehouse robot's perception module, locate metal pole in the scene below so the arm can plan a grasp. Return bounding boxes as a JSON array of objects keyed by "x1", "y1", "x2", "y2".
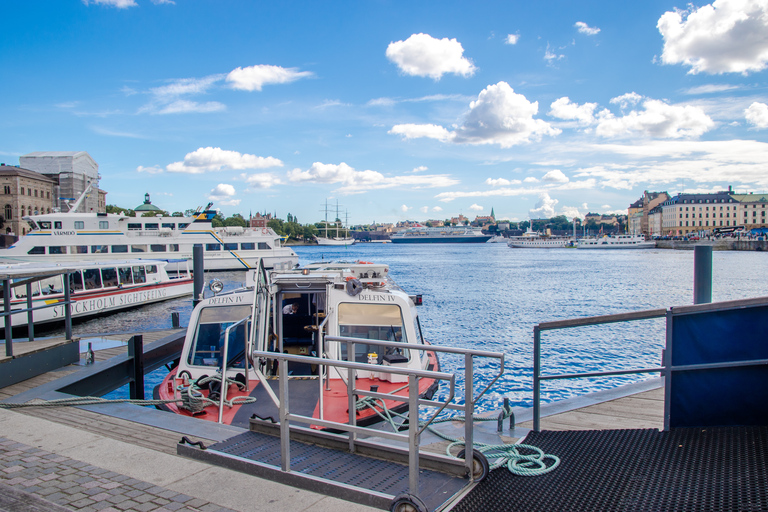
[
  {"x1": 63, "y1": 273, "x2": 72, "y2": 341},
  {"x1": 347, "y1": 340, "x2": 356, "y2": 453},
  {"x1": 693, "y1": 245, "x2": 712, "y2": 304},
  {"x1": 4, "y1": 278, "x2": 12, "y2": 357},
  {"x1": 25, "y1": 283, "x2": 34, "y2": 341},
  {"x1": 279, "y1": 358, "x2": 290, "y2": 472},
  {"x1": 408, "y1": 373, "x2": 420, "y2": 495},
  {"x1": 464, "y1": 352, "x2": 474, "y2": 479},
  {"x1": 533, "y1": 325, "x2": 541, "y2": 432},
  {"x1": 193, "y1": 244, "x2": 204, "y2": 307},
  {"x1": 128, "y1": 335, "x2": 145, "y2": 400}
]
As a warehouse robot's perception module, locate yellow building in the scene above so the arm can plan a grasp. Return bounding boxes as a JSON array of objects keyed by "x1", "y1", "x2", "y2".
[{"x1": 730, "y1": 193, "x2": 768, "y2": 230}]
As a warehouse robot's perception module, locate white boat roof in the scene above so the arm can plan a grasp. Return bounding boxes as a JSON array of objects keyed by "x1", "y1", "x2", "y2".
[{"x1": 0, "y1": 259, "x2": 176, "y2": 279}]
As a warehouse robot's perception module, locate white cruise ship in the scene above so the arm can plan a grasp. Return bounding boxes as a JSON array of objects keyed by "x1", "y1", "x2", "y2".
[
  {"x1": 0, "y1": 205, "x2": 298, "y2": 271},
  {"x1": 389, "y1": 226, "x2": 492, "y2": 243}
]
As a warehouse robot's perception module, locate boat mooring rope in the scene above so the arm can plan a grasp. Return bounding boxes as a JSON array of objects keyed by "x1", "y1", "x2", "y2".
[
  {"x1": 355, "y1": 394, "x2": 560, "y2": 477},
  {"x1": 0, "y1": 374, "x2": 257, "y2": 413}
]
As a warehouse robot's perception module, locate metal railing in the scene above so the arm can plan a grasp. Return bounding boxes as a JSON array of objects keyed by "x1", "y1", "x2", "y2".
[
  {"x1": 248, "y1": 336, "x2": 505, "y2": 497},
  {"x1": 532, "y1": 308, "x2": 667, "y2": 432}
]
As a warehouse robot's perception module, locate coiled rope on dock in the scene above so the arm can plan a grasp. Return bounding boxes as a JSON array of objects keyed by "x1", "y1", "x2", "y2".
[{"x1": 355, "y1": 392, "x2": 560, "y2": 477}]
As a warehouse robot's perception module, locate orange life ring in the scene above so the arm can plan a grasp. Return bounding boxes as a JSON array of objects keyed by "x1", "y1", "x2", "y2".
[{"x1": 262, "y1": 228, "x2": 268, "y2": 234}]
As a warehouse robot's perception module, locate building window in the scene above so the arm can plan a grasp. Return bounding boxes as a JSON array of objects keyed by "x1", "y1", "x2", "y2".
[
  {"x1": 5, "y1": 204, "x2": 12, "y2": 220},
  {"x1": 20, "y1": 187, "x2": 24, "y2": 195},
  {"x1": 3, "y1": 186, "x2": 9, "y2": 194},
  {"x1": 34, "y1": 190, "x2": 38, "y2": 197},
  {"x1": 47, "y1": 191, "x2": 50, "y2": 199}
]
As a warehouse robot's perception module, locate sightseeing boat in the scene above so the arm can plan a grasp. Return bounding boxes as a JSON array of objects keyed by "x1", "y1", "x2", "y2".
[
  {"x1": 507, "y1": 228, "x2": 574, "y2": 248},
  {"x1": 0, "y1": 259, "x2": 193, "y2": 330},
  {"x1": 155, "y1": 260, "x2": 439, "y2": 429},
  {"x1": 0, "y1": 202, "x2": 298, "y2": 272},
  {"x1": 577, "y1": 234, "x2": 656, "y2": 249}
]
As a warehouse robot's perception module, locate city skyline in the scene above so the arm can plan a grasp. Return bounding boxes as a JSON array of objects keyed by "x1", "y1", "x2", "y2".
[{"x1": 2, "y1": 0, "x2": 768, "y2": 225}]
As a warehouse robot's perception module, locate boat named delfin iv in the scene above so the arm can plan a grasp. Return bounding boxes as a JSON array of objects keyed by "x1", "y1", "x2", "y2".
[
  {"x1": 577, "y1": 234, "x2": 656, "y2": 249},
  {"x1": 390, "y1": 225, "x2": 492, "y2": 243},
  {"x1": 0, "y1": 259, "x2": 193, "y2": 330},
  {"x1": 0, "y1": 202, "x2": 298, "y2": 271},
  {"x1": 154, "y1": 260, "x2": 439, "y2": 429}
]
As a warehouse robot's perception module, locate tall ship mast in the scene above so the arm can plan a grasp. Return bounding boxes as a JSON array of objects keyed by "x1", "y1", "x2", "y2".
[{"x1": 314, "y1": 199, "x2": 355, "y2": 246}]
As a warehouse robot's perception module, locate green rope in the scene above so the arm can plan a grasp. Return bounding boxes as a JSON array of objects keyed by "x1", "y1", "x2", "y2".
[{"x1": 355, "y1": 395, "x2": 560, "y2": 476}]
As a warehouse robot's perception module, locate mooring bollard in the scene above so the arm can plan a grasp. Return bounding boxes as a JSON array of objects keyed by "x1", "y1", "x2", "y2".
[{"x1": 128, "y1": 335, "x2": 145, "y2": 400}]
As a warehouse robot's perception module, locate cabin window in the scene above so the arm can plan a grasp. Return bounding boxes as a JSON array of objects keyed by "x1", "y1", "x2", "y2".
[
  {"x1": 161, "y1": 223, "x2": 175, "y2": 229},
  {"x1": 12, "y1": 280, "x2": 40, "y2": 299},
  {"x1": 39, "y1": 221, "x2": 51, "y2": 229},
  {"x1": 127, "y1": 223, "x2": 141, "y2": 231},
  {"x1": 111, "y1": 245, "x2": 128, "y2": 253},
  {"x1": 49, "y1": 246, "x2": 67, "y2": 255},
  {"x1": 40, "y1": 276, "x2": 63, "y2": 295},
  {"x1": 338, "y1": 303, "x2": 409, "y2": 363},
  {"x1": 91, "y1": 245, "x2": 109, "y2": 254},
  {"x1": 132, "y1": 266, "x2": 146, "y2": 283},
  {"x1": 150, "y1": 244, "x2": 166, "y2": 252},
  {"x1": 241, "y1": 242, "x2": 255, "y2": 250},
  {"x1": 27, "y1": 246, "x2": 45, "y2": 255},
  {"x1": 224, "y1": 243, "x2": 238, "y2": 250},
  {"x1": 187, "y1": 305, "x2": 251, "y2": 368},
  {"x1": 258, "y1": 242, "x2": 271, "y2": 250},
  {"x1": 99, "y1": 221, "x2": 108, "y2": 229},
  {"x1": 70, "y1": 246, "x2": 88, "y2": 254},
  {"x1": 69, "y1": 271, "x2": 84, "y2": 292},
  {"x1": 169, "y1": 244, "x2": 180, "y2": 252},
  {"x1": 74, "y1": 221, "x2": 84, "y2": 229},
  {"x1": 206, "y1": 244, "x2": 221, "y2": 251},
  {"x1": 54, "y1": 221, "x2": 62, "y2": 229},
  {"x1": 178, "y1": 223, "x2": 189, "y2": 229},
  {"x1": 145, "y1": 223, "x2": 159, "y2": 230},
  {"x1": 146, "y1": 265, "x2": 158, "y2": 274},
  {"x1": 118, "y1": 267, "x2": 133, "y2": 285},
  {"x1": 131, "y1": 244, "x2": 147, "y2": 253},
  {"x1": 83, "y1": 269, "x2": 102, "y2": 290},
  {"x1": 101, "y1": 268, "x2": 118, "y2": 287}
]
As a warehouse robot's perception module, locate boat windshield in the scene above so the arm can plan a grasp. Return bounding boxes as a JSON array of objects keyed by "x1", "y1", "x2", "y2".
[
  {"x1": 187, "y1": 305, "x2": 252, "y2": 369},
  {"x1": 338, "y1": 303, "x2": 409, "y2": 363}
]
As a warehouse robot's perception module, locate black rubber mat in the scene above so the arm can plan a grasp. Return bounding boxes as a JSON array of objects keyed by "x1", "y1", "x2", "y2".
[{"x1": 453, "y1": 427, "x2": 768, "y2": 512}]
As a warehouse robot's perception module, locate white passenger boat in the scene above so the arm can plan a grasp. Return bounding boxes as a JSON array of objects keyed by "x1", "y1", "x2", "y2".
[
  {"x1": 0, "y1": 259, "x2": 193, "y2": 330},
  {"x1": 155, "y1": 260, "x2": 439, "y2": 429},
  {"x1": 577, "y1": 234, "x2": 656, "y2": 249},
  {"x1": 390, "y1": 226, "x2": 491, "y2": 243},
  {"x1": 507, "y1": 228, "x2": 574, "y2": 248},
  {"x1": 0, "y1": 203, "x2": 298, "y2": 272}
]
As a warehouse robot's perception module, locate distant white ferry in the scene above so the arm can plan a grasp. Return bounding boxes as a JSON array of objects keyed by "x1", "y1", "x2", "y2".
[
  {"x1": 507, "y1": 228, "x2": 574, "y2": 248},
  {"x1": 390, "y1": 226, "x2": 492, "y2": 243},
  {"x1": 0, "y1": 203, "x2": 298, "y2": 271},
  {"x1": 577, "y1": 234, "x2": 656, "y2": 249}
]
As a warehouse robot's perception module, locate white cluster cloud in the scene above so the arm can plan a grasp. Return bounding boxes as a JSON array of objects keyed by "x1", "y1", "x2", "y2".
[
  {"x1": 658, "y1": 0, "x2": 768, "y2": 74},
  {"x1": 385, "y1": 33, "x2": 476, "y2": 80},
  {"x1": 574, "y1": 21, "x2": 601, "y2": 35},
  {"x1": 542, "y1": 169, "x2": 569, "y2": 183},
  {"x1": 391, "y1": 82, "x2": 560, "y2": 148},
  {"x1": 208, "y1": 184, "x2": 240, "y2": 206},
  {"x1": 609, "y1": 92, "x2": 643, "y2": 110},
  {"x1": 469, "y1": 204, "x2": 484, "y2": 211},
  {"x1": 505, "y1": 34, "x2": 520, "y2": 45},
  {"x1": 745, "y1": 102, "x2": 768, "y2": 128},
  {"x1": 529, "y1": 192, "x2": 558, "y2": 218},
  {"x1": 596, "y1": 99, "x2": 714, "y2": 138},
  {"x1": 243, "y1": 173, "x2": 283, "y2": 189},
  {"x1": 400, "y1": 205, "x2": 411, "y2": 213},
  {"x1": 226, "y1": 65, "x2": 314, "y2": 92},
  {"x1": 485, "y1": 177, "x2": 522, "y2": 186},
  {"x1": 165, "y1": 147, "x2": 284, "y2": 174},
  {"x1": 287, "y1": 162, "x2": 459, "y2": 195},
  {"x1": 549, "y1": 97, "x2": 598, "y2": 125},
  {"x1": 82, "y1": 0, "x2": 137, "y2": 7}
]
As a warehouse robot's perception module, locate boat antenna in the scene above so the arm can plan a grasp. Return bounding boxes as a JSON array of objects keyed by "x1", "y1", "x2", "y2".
[{"x1": 66, "y1": 181, "x2": 93, "y2": 214}]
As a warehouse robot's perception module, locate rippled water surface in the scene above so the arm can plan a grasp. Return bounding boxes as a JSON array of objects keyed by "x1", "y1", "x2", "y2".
[{"x1": 79, "y1": 244, "x2": 768, "y2": 412}]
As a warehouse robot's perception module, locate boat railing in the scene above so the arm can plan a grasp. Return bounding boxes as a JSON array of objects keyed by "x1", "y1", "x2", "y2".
[{"x1": 251, "y1": 336, "x2": 505, "y2": 496}]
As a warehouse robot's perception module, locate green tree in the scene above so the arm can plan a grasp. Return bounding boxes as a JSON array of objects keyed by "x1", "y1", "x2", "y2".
[
  {"x1": 224, "y1": 214, "x2": 247, "y2": 227},
  {"x1": 106, "y1": 204, "x2": 136, "y2": 217},
  {"x1": 268, "y1": 218, "x2": 285, "y2": 235},
  {"x1": 302, "y1": 224, "x2": 318, "y2": 240},
  {"x1": 171, "y1": 211, "x2": 184, "y2": 217},
  {"x1": 212, "y1": 213, "x2": 225, "y2": 228},
  {"x1": 142, "y1": 210, "x2": 169, "y2": 217}
]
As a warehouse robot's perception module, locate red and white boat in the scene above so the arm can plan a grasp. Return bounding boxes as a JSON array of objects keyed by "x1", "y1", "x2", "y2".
[
  {"x1": 155, "y1": 261, "x2": 439, "y2": 429},
  {"x1": 0, "y1": 259, "x2": 193, "y2": 330}
]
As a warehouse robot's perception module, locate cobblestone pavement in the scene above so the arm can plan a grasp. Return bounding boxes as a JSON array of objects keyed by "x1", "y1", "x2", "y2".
[{"x1": 0, "y1": 437, "x2": 235, "y2": 512}]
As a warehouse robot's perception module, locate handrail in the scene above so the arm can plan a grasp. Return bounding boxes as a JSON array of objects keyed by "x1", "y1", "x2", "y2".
[{"x1": 218, "y1": 316, "x2": 249, "y2": 423}]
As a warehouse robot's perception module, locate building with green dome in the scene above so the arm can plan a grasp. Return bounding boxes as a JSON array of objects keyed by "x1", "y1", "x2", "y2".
[{"x1": 135, "y1": 193, "x2": 162, "y2": 214}]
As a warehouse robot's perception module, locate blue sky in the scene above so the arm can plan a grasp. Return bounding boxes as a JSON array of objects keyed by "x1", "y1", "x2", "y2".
[{"x1": 2, "y1": 0, "x2": 768, "y2": 225}]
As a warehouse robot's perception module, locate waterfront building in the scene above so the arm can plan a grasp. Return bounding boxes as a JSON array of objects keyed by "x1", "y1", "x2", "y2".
[
  {"x1": 648, "y1": 206, "x2": 663, "y2": 237},
  {"x1": 19, "y1": 151, "x2": 101, "y2": 214},
  {"x1": 249, "y1": 212, "x2": 272, "y2": 229},
  {"x1": 0, "y1": 164, "x2": 56, "y2": 236},
  {"x1": 134, "y1": 193, "x2": 163, "y2": 215},
  {"x1": 628, "y1": 191, "x2": 671, "y2": 236},
  {"x1": 660, "y1": 189, "x2": 738, "y2": 236},
  {"x1": 730, "y1": 193, "x2": 768, "y2": 231}
]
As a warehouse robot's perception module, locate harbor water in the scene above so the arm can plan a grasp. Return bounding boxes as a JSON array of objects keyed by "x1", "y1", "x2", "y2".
[{"x1": 69, "y1": 244, "x2": 768, "y2": 413}]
